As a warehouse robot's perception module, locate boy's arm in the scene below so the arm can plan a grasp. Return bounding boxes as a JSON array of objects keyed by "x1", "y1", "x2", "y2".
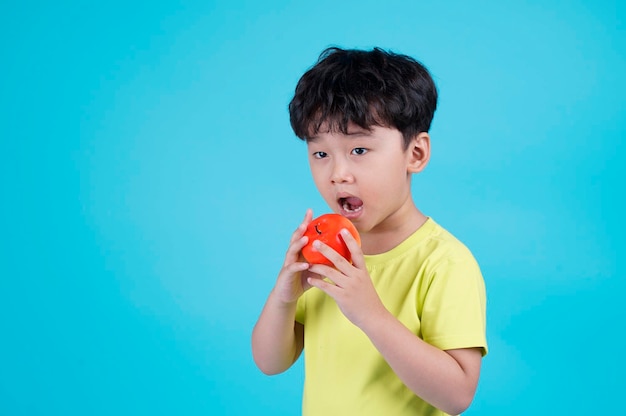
[
  {"x1": 251, "y1": 210, "x2": 313, "y2": 375},
  {"x1": 251, "y1": 292, "x2": 304, "y2": 375},
  {"x1": 307, "y1": 230, "x2": 483, "y2": 414},
  {"x1": 360, "y1": 310, "x2": 482, "y2": 415}
]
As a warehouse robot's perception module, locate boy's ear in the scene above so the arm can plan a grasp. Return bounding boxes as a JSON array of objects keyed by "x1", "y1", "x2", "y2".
[{"x1": 407, "y1": 132, "x2": 430, "y2": 173}]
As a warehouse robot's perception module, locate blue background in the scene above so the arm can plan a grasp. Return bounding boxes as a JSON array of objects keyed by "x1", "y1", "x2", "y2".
[{"x1": 1, "y1": 1, "x2": 624, "y2": 414}]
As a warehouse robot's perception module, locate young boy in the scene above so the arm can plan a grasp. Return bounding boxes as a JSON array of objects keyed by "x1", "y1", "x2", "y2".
[{"x1": 251, "y1": 47, "x2": 488, "y2": 416}]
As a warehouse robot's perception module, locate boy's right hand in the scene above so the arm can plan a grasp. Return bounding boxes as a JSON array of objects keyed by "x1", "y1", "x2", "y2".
[{"x1": 271, "y1": 209, "x2": 317, "y2": 305}]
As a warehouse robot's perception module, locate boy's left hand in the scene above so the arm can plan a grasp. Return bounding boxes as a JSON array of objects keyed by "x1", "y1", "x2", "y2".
[{"x1": 306, "y1": 229, "x2": 386, "y2": 329}]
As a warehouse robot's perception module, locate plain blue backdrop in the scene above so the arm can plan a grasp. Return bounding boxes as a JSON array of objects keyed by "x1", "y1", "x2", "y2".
[{"x1": 1, "y1": 1, "x2": 624, "y2": 414}]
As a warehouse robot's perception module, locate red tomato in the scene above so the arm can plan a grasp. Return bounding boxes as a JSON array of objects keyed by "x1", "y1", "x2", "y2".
[{"x1": 302, "y1": 213, "x2": 361, "y2": 266}]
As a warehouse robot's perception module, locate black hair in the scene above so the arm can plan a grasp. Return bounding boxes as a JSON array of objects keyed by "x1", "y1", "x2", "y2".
[{"x1": 288, "y1": 47, "x2": 438, "y2": 148}]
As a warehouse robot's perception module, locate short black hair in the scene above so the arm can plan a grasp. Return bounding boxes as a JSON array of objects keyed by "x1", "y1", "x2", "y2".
[{"x1": 288, "y1": 47, "x2": 438, "y2": 148}]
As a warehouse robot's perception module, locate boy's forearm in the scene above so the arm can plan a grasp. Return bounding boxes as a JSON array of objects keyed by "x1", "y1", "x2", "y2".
[
  {"x1": 360, "y1": 310, "x2": 481, "y2": 415},
  {"x1": 251, "y1": 291, "x2": 302, "y2": 375}
]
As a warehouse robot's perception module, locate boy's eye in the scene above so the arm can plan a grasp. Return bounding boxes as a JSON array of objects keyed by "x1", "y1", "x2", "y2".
[
  {"x1": 351, "y1": 147, "x2": 367, "y2": 155},
  {"x1": 313, "y1": 151, "x2": 328, "y2": 159}
]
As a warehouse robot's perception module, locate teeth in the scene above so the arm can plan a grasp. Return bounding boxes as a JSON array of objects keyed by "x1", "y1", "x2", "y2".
[{"x1": 342, "y1": 201, "x2": 363, "y2": 213}]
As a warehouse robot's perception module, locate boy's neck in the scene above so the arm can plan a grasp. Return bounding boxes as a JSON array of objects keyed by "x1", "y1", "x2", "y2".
[{"x1": 359, "y1": 205, "x2": 428, "y2": 255}]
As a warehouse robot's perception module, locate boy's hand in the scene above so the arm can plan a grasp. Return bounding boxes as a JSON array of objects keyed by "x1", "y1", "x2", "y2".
[
  {"x1": 271, "y1": 209, "x2": 319, "y2": 305},
  {"x1": 306, "y1": 229, "x2": 386, "y2": 328}
]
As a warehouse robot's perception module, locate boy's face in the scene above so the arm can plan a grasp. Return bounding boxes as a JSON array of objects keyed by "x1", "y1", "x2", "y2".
[{"x1": 306, "y1": 123, "x2": 429, "y2": 235}]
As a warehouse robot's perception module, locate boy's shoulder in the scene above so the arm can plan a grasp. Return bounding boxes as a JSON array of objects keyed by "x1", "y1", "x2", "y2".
[
  {"x1": 414, "y1": 218, "x2": 478, "y2": 265},
  {"x1": 365, "y1": 218, "x2": 477, "y2": 268}
]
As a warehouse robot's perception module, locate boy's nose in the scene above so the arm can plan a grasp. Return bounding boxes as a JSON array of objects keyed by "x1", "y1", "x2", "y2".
[{"x1": 330, "y1": 161, "x2": 354, "y2": 184}]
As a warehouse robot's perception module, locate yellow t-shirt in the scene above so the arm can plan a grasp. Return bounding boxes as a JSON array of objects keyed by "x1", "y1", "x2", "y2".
[{"x1": 295, "y1": 218, "x2": 488, "y2": 416}]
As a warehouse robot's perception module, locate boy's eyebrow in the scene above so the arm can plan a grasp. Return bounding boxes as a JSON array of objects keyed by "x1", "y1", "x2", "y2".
[
  {"x1": 306, "y1": 135, "x2": 319, "y2": 143},
  {"x1": 306, "y1": 126, "x2": 376, "y2": 142},
  {"x1": 307, "y1": 133, "x2": 374, "y2": 143},
  {"x1": 344, "y1": 129, "x2": 378, "y2": 140},
  {"x1": 312, "y1": 129, "x2": 374, "y2": 139},
  {"x1": 346, "y1": 129, "x2": 373, "y2": 137}
]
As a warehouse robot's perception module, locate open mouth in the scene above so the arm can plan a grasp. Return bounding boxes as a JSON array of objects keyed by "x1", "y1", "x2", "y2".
[{"x1": 339, "y1": 196, "x2": 363, "y2": 213}]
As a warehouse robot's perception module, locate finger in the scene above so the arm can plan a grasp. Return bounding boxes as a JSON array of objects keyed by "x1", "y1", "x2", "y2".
[
  {"x1": 289, "y1": 223, "x2": 307, "y2": 245},
  {"x1": 284, "y1": 235, "x2": 309, "y2": 265},
  {"x1": 285, "y1": 261, "x2": 310, "y2": 275},
  {"x1": 296, "y1": 209, "x2": 313, "y2": 238},
  {"x1": 307, "y1": 276, "x2": 340, "y2": 297},
  {"x1": 301, "y1": 268, "x2": 322, "y2": 281},
  {"x1": 308, "y1": 242, "x2": 352, "y2": 288},
  {"x1": 288, "y1": 209, "x2": 313, "y2": 245},
  {"x1": 340, "y1": 228, "x2": 366, "y2": 269},
  {"x1": 307, "y1": 263, "x2": 340, "y2": 281},
  {"x1": 303, "y1": 208, "x2": 313, "y2": 223},
  {"x1": 312, "y1": 240, "x2": 351, "y2": 270}
]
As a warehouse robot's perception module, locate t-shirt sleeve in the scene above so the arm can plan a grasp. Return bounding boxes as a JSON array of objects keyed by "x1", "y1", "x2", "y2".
[
  {"x1": 419, "y1": 254, "x2": 488, "y2": 356},
  {"x1": 295, "y1": 292, "x2": 306, "y2": 324}
]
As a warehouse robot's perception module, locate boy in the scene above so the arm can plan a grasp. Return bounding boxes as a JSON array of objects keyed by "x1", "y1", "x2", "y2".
[{"x1": 251, "y1": 47, "x2": 488, "y2": 416}]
